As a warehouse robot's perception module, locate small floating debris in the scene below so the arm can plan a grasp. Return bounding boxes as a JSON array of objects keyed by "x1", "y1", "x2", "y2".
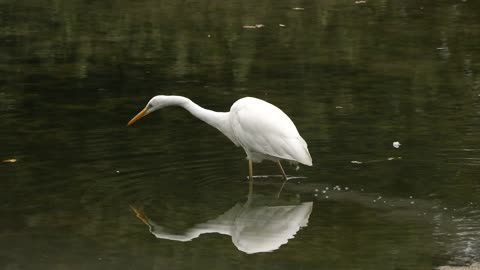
[
  {"x1": 116, "y1": 170, "x2": 120, "y2": 174},
  {"x1": 243, "y1": 24, "x2": 264, "y2": 29},
  {"x1": 351, "y1": 160, "x2": 363, "y2": 164},
  {"x1": 279, "y1": 24, "x2": 286, "y2": 27},
  {"x1": 393, "y1": 141, "x2": 401, "y2": 148},
  {"x1": 2, "y1": 158, "x2": 16, "y2": 163},
  {"x1": 355, "y1": 0, "x2": 367, "y2": 3},
  {"x1": 291, "y1": 7, "x2": 305, "y2": 10},
  {"x1": 335, "y1": 106, "x2": 343, "y2": 109}
]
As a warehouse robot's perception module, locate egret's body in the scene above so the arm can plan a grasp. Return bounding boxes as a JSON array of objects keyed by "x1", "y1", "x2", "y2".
[
  {"x1": 128, "y1": 95, "x2": 312, "y2": 188},
  {"x1": 229, "y1": 97, "x2": 311, "y2": 165}
]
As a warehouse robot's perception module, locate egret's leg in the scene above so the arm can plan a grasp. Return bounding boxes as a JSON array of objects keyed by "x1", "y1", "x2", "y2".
[
  {"x1": 248, "y1": 159, "x2": 254, "y2": 194},
  {"x1": 276, "y1": 161, "x2": 288, "y2": 198},
  {"x1": 276, "y1": 160, "x2": 288, "y2": 180}
]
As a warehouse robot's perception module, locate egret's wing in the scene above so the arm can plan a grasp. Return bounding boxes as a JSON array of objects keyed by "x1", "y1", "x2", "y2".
[
  {"x1": 230, "y1": 98, "x2": 312, "y2": 165},
  {"x1": 232, "y1": 201, "x2": 314, "y2": 254}
]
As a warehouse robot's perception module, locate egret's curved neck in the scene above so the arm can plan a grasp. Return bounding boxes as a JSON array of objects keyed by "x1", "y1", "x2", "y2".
[{"x1": 164, "y1": 96, "x2": 234, "y2": 142}]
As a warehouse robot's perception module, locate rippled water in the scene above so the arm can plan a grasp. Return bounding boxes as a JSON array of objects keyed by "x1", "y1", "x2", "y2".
[{"x1": 2, "y1": 0, "x2": 480, "y2": 269}]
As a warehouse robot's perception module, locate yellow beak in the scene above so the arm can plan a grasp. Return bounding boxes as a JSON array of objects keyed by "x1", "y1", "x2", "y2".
[
  {"x1": 127, "y1": 107, "x2": 148, "y2": 126},
  {"x1": 130, "y1": 205, "x2": 150, "y2": 225}
]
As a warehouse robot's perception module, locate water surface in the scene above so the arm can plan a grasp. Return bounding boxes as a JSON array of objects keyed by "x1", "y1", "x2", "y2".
[{"x1": 2, "y1": 0, "x2": 480, "y2": 269}]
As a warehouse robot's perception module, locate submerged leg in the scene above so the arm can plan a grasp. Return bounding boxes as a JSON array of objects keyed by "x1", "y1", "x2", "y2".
[
  {"x1": 276, "y1": 161, "x2": 288, "y2": 198},
  {"x1": 248, "y1": 159, "x2": 254, "y2": 194}
]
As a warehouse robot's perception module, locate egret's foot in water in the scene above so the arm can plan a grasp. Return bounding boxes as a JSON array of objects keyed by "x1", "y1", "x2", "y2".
[{"x1": 276, "y1": 178, "x2": 289, "y2": 198}]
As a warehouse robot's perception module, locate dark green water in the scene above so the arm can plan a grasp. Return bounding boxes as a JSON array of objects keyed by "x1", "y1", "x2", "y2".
[{"x1": 2, "y1": 0, "x2": 480, "y2": 269}]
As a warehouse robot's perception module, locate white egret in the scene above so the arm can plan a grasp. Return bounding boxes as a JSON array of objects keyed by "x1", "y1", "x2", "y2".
[
  {"x1": 130, "y1": 196, "x2": 313, "y2": 254},
  {"x1": 127, "y1": 95, "x2": 312, "y2": 189}
]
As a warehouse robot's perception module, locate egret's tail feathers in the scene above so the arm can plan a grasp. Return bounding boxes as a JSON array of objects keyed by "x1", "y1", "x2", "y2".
[{"x1": 290, "y1": 136, "x2": 312, "y2": 166}]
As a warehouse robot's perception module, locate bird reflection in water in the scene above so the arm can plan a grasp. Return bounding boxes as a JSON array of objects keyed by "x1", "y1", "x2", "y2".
[{"x1": 131, "y1": 190, "x2": 313, "y2": 254}]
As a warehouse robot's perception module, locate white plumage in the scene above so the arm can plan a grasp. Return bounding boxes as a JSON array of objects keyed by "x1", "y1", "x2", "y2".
[
  {"x1": 229, "y1": 97, "x2": 312, "y2": 166},
  {"x1": 131, "y1": 195, "x2": 313, "y2": 254},
  {"x1": 127, "y1": 95, "x2": 312, "y2": 186}
]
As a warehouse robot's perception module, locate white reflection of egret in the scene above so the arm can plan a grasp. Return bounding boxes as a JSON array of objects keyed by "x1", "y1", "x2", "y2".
[
  {"x1": 131, "y1": 195, "x2": 313, "y2": 254},
  {"x1": 127, "y1": 96, "x2": 312, "y2": 191}
]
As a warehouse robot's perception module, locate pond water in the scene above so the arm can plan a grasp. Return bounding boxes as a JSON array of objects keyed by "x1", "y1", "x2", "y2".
[{"x1": 2, "y1": 0, "x2": 480, "y2": 269}]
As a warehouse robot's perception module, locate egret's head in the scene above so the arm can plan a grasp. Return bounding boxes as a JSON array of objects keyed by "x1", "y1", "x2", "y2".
[{"x1": 127, "y1": 95, "x2": 168, "y2": 126}]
